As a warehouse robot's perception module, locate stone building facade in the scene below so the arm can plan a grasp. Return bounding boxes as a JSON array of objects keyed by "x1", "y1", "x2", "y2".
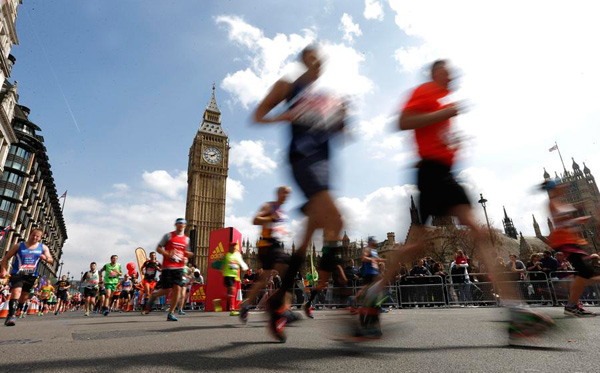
[{"x1": 0, "y1": 105, "x2": 68, "y2": 278}]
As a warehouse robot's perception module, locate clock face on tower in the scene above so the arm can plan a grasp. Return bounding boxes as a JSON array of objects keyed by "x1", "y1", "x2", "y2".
[{"x1": 203, "y1": 146, "x2": 222, "y2": 165}]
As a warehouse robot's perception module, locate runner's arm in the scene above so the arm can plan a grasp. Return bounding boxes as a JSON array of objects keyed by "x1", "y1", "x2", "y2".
[
  {"x1": 40, "y1": 244, "x2": 54, "y2": 265},
  {"x1": 399, "y1": 105, "x2": 458, "y2": 130},
  {"x1": 253, "y1": 203, "x2": 273, "y2": 225},
  {"x1": 0, "y1": 243, "x2": 20, "y2": 277},
  {"x1": 253, "y1": 80, "x2": 292, "y2": 124}
]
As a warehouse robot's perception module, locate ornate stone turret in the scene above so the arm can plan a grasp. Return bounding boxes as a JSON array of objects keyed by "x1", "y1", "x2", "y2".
[
  {"x1": 572, "y1": 158, "x2": 583, "y2": 178},
  {"x1": 502, "y1": 206, "x2": 518, "y2": 239},
  {"x1": 410, "y1": 195, "x2": 421, "y2": 225},
  {"x1": 533, "y1": 214, "x2": 542, "y2": 238},
  {"x1": 543, "y1": 167, "x2": 550, "y2": 180},
  {"x1": 519, "y1": 231, "x2": 533, "y2": 261}
]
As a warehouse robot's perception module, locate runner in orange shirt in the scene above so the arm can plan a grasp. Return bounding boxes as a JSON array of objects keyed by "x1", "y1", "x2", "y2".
[
  {"x1": 365, "y1": 60, "x2": 553, "y2": 341},
  {"x1": 545, "y1": 180, "x2": 597, "y2": 317}
]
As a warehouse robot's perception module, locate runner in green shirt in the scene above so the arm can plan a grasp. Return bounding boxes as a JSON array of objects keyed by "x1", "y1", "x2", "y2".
[
  {"x1": 222, "y1": 243, "x2": 248, "y2": 316},
  {"x1": 98, "y1": 255, "x2": 122, "y2": 316}
]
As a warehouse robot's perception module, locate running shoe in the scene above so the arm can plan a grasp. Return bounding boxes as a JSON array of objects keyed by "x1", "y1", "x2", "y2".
[
  {"x1": 268, "y1": 310, "x2": 287, "y2": 343},
  {"x1": 508, "y1": 307, "x2": 554, "y2": 341},
  {"x1": 4, "y1": 316, "x2": 16, "y2": 326},
  {"x1": 54, "y1": 311, "x2": 58, "y2": 316},
  {"x1": 229, "y1": 310, "x2": 240, "y2": 316},
  {"x1": 564, "y1": 304, "x2": 597, "y2": 317},
  {"x1": 178, "y1": 310, "x2": 186, "y2": 316},
  {"x1": 167, "y1": 312, "x2": 178, "y2": 321},
  {"x1": 84, "y1": 311, "x2": 90, "y2": 317},
  {"x1": 103, "y1": 308, "x2": 109, "y2": 316},
  {"x1": 302, "y1": 302, "x2": 314, "y2": 319},
  {"x1": 239, "y1": 305, "x2": 249, "y2": 324}
]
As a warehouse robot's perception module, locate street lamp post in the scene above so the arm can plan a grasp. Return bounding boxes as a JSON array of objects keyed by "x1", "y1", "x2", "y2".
[
  {"x1": 58, "y1": 261, "x2": 64, "y2": 277},
  {"x1": 477, "y1": 193, "x2": 495, "y2": 246}
]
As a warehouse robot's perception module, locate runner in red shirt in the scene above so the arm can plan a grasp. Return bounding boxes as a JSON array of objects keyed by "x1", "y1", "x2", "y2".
[
  {"x1": 545, "y1": 180, "x2": 597, "y2": 317},
  {"x1": 142, "y1": 218, "x2": 193, "y2": 321},
  {"x1": 363, "y1": 60, "x2": 553, "y2": 342}
]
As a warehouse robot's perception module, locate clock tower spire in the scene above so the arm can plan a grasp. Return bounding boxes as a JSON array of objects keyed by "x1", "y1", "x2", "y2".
[{"x1": 185, "y1": 84, "x2": 230, "y2": 274}]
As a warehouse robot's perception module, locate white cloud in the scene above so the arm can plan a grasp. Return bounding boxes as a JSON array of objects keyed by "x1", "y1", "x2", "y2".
[
  {"x1": 457, "y1": 166, "x2": 550, "y2": 237},
  {"x1": 337, "y1": 184, "x2": 417, "y2": 242},
  {"x1": 393, "y1": 44, "x2": 437, "y2": 73},
  {"x1": 364, "y1": 0, "x2": 384, "y2": 21},
  {"x1": 356, "y1": 114, "x2": 394, "y2": 139},
  {"x1": 216, "y1": 15, "x2": 373, "y2": 108},
  {"x1": 387, "y1": 0, "x2": 600, "y2": 153},
  {"x1": 224, "y1": 214, "x2": 255, "y2": 245},
  {"x1": 226, "y1": 178, "x2": 245, "y2": 206},
  {"x1": 141, "y1": 170, "x2": 187, "y2": 199},
  {"x1": 61, "y1": 172, "x2": 187, "y2": 277},
  {"x1": 112, "y1": 183, "x2": 129, "y2": 191},
  {"x1": 230, "y1": 140, "x2": 277, "y2": 178},
  {"x1": 339, "y1": 13, "x2": 362, "y2": 43}
]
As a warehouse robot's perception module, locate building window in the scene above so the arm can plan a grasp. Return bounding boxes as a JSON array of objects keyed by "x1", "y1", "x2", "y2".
[{"x1": 0, "y1": 199, "x2": 16, "y2": 214}]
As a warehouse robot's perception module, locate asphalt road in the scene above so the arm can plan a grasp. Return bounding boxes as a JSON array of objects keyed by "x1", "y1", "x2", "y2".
[{"x1": 0, "y1": 306, "x2": 598, "y2": 372}]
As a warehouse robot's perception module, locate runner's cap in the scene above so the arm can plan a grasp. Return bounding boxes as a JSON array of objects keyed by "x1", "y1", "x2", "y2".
[{"x1": 175, "y1": 218, "x2": 187, "y2": 225}]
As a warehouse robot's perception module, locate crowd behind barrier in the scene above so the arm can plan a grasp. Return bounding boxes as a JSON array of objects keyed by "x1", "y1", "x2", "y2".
[{"x1": 239, "y1": 271, "x2": 600, "y2": 309}]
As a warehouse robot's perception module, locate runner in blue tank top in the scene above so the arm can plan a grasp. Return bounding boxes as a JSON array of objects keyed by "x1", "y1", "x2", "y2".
[
  {"x1": 254, "y1": 45, "x2": 348, "y2": 341},
  {"x1": 0, "y1": 228, "x2": 53, "y2": 326}
]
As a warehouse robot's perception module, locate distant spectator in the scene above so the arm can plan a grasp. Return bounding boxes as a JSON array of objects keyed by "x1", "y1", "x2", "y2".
[
  {"x1": 455, "y1": 250, "x2": 469, "y2": 267},
  {"x1": 541, "y1": 250, "x2": 559, "y2": 278},
  {"x1": 344, "y1": 259, "x2": 360, "y2": 287},
  {"x1": 242, "y1": 269, "x2": 255, "y2": 291},
  {"x1": 432, "y1": 262, "x2": 448, "y2": 277},
  {"x1": 271, "y1": 270, "x2": 281, "y2": 289},
  {"x1": 526, "y1": 254, "x2": 546, "y2": 281},
  {"x1": 450, "y1": 259, "x2": 471, "y2": 305},
  {"x1": 410, "y1": 259, "x2": 431, "y2": 277},
  {"x1": 506, "y1": 254, "x2": 526, "y2": 280},
  {"x1": 555, "y1": 252, "x2": 574, "y2": 279},
  {"x1": 424, "y1": 257, "x2": 436, "y2": 273}
]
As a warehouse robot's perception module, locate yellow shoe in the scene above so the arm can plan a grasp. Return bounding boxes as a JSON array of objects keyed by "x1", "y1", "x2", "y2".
[{"x1": 229, "y1": 310, "x2": 240, "y2": 316}]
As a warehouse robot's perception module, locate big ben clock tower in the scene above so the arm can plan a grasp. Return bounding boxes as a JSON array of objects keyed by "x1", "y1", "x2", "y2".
[{"x1": 185, "y1": 84, "x2": 229, "y2": 274}]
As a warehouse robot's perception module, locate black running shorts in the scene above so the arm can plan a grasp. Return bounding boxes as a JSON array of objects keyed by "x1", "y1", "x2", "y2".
[
  {"x1": 290, "y1": 154, "x2": 329, "y2": 200},
  {"x1": 8, "y1": 274, "x2": 36, "y2": 293},
  {"x1": 57, "y1": 290, "x2": 68, "y2": 302},
  {"x1": 83, "y1": 288, "x2": 98, "y2": 298},
  {"x1": 258, "y1": 239, "x2": 289, "y2": 270},
  {"x1": 417, "y1": 160, "x2": 470, "y2": 223},
  {"x1": 223, "y1": 276, "x2": 236, "y2": 288},
  {"x1": 567, "y1": 252, "x2": 595, "y2": 279},
  {"x1": 157, "y1": 269, "x2": 184, "y2": 289},
  {"x1": 319, "y1": 246, "x2": 343, "y2": 273}
]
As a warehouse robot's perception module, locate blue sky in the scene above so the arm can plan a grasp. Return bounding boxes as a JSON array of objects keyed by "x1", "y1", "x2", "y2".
[{"x1": 12, "y1": 1, "x2": 599, "y2": 274}]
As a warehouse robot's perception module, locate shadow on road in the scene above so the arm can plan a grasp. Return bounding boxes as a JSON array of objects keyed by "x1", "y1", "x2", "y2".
[{"x1": 0, "y1": 341, "x2": 574, "y2": 372}]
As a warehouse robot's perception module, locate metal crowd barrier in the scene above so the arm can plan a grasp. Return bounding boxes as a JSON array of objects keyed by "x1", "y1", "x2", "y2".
[
  {"x1": 399, "y1": 276, "x2": 445, "y2": 307},
  {"x1": 549, "y1": 271, "x2": 600, "y2": 305},
  {"x1": 238, "y1": 271, "x2": 600, "y2": 309}
]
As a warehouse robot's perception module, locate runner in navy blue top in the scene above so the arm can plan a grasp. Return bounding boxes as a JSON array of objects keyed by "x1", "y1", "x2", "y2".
[
  {"x1": 0, "y1": 228, "x2": 53, "y2": 326},
  {"x1": 254, "y1": 45, "x2": 348, "y2": 342}
]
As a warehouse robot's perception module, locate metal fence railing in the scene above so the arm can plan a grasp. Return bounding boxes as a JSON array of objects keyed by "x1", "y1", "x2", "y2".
[{"x1": 236, "y1": 271, "x2": 599, "y2": 309}]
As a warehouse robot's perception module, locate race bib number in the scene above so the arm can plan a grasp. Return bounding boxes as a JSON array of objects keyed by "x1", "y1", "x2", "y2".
[
  {"x1": 171, "y1": 251, "x2": 183, "y2": 263},
  {"x1": 109, "y1": 271, "x2": 117, "y2": 278},
  {"x1": 18, "y1": 264, "x2": 36, "y2": 275},
  {"x1": 146, "y1": 268, "x2": 156, "y2": 276},
  {"x1": 229, "y1": 263, "x2": 239, "y2": 270}
]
